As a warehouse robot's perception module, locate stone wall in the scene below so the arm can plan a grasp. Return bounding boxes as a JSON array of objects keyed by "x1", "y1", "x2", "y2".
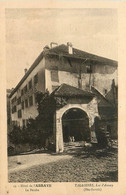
[{"x1": 45, "y1": 56, "x2": 117, "y2": 95}]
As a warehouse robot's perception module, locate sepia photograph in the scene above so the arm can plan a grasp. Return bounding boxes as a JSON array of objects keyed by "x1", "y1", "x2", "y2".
[{"x1": 6, "y1": 8, "x2": 118, "y2": 183}]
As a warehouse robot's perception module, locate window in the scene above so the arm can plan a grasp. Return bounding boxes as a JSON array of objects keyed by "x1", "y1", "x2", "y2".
[
  {"x1": 11, "y1": 96, "x2": 17, "y2": 104},
  {"x1": 22, "y1": 119, "x2": 25, "y2": 127},
  {"x1": 29, "y1": 96, "x2": 33, "y2": 106},
  {"x1": 29, "y1": 79, "x2": 32, "y2": 89},
  {"x1": 24, "y1": 85, "x2": 28, "y2": 93},
  {"x1": 12, "y1": 120, "x2": 17, "y2": 126},
  {"x1": 25, "y1": 99, "x2": 28, "y2": 108},
  {"x1": 34, "y1": 94, "x2": 37, "y2": 104},
  {"x1": 34, "y1": 73, "x2": 38, "y2": 85},
  {"x1": 104, "y1": 89, "x2": 107, "y2": 95},
  {"x1": 51, "y1": 70, "x2": 59, "y2": 82},
  {"x1": 21, "y1": 101, "x2": 24, "y2": 110},
  {"x1": 18, "y1": 109, "x2": 22, "y2": 118},
  {"x1": 12, "y1": 105, "x2": 17, "y2": 113},
  {"x1": 14, "y1": 96, "x2": 17, "y2": 102},
  {"x1": 17, "y1": 97, "x2": 21, "y2": 105},
  {"x1": 21, "y1": 89, "x2": 24, "y2": 96},
  {"x1": 86, "y1": 65, "x2": 92, "y2": 73}
]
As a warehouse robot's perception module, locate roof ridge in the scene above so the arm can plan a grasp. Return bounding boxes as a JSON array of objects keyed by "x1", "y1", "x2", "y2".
[
  {"x1": 54, "y1": 83, "x2": 94, "y2": 97},
  {"x1": 48, "y1": 44, "x2": 66, "y2": 52},
  {"x1": 91, "y1": 86, "x2": 113, "y2": 105}
]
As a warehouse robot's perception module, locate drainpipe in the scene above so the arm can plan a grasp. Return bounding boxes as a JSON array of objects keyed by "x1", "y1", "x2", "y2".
[
  {"x1": 78, "y1": 59, "x2": 88, "y2": 89},
  {"x1": 89, "y1": 70, "x2": 92, "y2": 91}
]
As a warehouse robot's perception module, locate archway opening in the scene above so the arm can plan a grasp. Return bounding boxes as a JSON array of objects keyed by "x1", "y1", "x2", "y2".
[{"x1": 62, "y1": 108, "x2": 90, "y2": 143}]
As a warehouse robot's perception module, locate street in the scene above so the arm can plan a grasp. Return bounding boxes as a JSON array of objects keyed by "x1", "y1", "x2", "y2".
[{"x1": 8, "y1": 144, "x2": 118, "y2": 182}]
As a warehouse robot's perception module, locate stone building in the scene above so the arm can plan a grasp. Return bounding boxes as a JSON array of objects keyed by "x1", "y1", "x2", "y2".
[{"x1": 9, "y1": 42, "x2": 118, "y2": 152}]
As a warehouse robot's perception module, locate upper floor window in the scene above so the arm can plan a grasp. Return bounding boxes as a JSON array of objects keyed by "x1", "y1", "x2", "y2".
[
  {"x1": 25, "y1": 99, "x2": 28, "y2": 108},
  {"x1": 34, "y1": 94, "x2": 37, "y2": 104},
  {"x1": 21, "y1": 89, "x2": 24, "y2": 96},
  {"x1": 29, "y1": 79, "x2": 32, "y2": 89},
  {"x1": 51, "y1": 70, "x2": 59, "y2": 82},
  {"x1": 34, "y1": 73, "x2": 38, "y2": 85},
  {"x1": 18, "y1": 109, "x2": 22, "y2": 118},
  {"x1": 104, "y1": 89, "x2": 108, "y2": 95},
  {"x1": 22, "y1": 119, "x2": 25, "y2": 127},
  {"x1": 11, "y1": 96, "x2": 17, "y2": 104},
  {"x1": 21, "y1": 101, "x2": 24, "y2": 110},
  {"x1": 24, "y1": 85, "x2": 28, "y2": 93},
  {"x1": 29, "y1": 96, "x2": 33, "y2": 106},
  {"x1": 86, "y1": 65, "x2": 92, "y2": 74},
  {"x1": 12, "y1": 105, "x2": 17, "y2": 113},
  {"x1": 17, "y1": 97, "x2": 21, "y2": 105}
]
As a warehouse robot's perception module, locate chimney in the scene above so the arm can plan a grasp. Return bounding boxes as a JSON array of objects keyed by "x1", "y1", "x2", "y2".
[
  {"x1": 67, "y1": 42, "x2": 73, "y2": 54},
  {"x1": 24, "y1": 68, "x2": 27, "y2": 74},
  {"x1": 43, "y1": 45, "x2": 50, "y2": 52},
  {"x1": 50, "y1": 42, "x2": 58, "y2": 48}
]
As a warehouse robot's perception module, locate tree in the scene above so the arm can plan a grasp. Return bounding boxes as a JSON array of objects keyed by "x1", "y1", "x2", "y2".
[{"x1": 9, "y1": 90, "x2": 56, "y2": 149}]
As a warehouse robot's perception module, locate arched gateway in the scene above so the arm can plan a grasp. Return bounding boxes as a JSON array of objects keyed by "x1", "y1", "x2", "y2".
[
  {"x1": 62, "y1": 108, "x2": 90, "y2": 143},
  {"x1": 52, "y1": 84, "x2": 99, "y2": 152},
  {"x1": 55, "y1": 102, "x2": 99, "y2": 153}
]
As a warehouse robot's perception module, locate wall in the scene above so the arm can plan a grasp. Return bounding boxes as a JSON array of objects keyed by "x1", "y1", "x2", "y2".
[
  {"x1": 45, "y1": 56, "x2": 117, "y2": 95},
  {"x1": 10, "y1": 58, "x2": 45, "y2": 126}
]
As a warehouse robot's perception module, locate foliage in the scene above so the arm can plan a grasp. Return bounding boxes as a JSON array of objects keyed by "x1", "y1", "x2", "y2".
[
  {"x1": 9, "y1": 90, "x2": 68, "y2": 149},
  {"x1": 9, "y1": 90, "x2": 56, "y2": 148},
  {"x1": 9, "y1": 125, "x2": 24, "y2": 145},
  {"x1": 35, "y1": 90, "x2": 56, "y2": 134}
]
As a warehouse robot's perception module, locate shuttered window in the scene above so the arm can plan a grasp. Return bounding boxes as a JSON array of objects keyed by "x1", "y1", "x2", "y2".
[
  {"x1": 21, "y1": 101, "x2": 24, "y2": 110},
  {"x1": 29, "y1": 96, "x2": 33, "y2": 106},
  {"x1": 25, "y1": 99, "x2": 28, "y2": 108},
  {"x1": 18, "y1": 110, "x2": 22, "y2": 118},
  {"x1": 29, "y1": 79, "x2": 32, "y2": 89},
  {"x1": 51, "y1": 70, "x2": 59, "y2": 82},
  {"x1": 34, "y1": 73, "x2": 38, "y2": 85},
  {"x1": 24, "y1": 85, "x2": 28, "y2": 93},
  {"x1": 86, "y1": 65, "x2": 92, "y2": 73}
]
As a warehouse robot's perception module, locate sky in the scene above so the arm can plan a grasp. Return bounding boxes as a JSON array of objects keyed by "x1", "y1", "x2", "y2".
[{"x1": 6, "y1": 8, "x2": 118, "y2": 89}]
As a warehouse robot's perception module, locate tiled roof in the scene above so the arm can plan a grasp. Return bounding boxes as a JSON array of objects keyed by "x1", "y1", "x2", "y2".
[
  {"x1": 46, "y1": 44, "x2": 117, "y2": 66},
  {"x1": 9, "y1": 44, "x2": 117, "y2": 98},
  {"x1": 53, "y1": 83, "x2": 94, "y2": 97},
  {"x1": 91, "y1": 86, "x2": 113, "y2": 106}
]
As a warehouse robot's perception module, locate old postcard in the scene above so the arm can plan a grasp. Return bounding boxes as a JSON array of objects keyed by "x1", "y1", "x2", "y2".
[{"x1": 0, "y1": 0, "x2": 126, "y2": 195}]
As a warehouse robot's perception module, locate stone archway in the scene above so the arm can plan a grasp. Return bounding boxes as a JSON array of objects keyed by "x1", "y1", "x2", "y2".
[
  {"x1": 55, "y1": 99, "x2": 99, "y2": 152},
  {"x1": 62, "y1": 108, "x2": 90, "y2": 143}
]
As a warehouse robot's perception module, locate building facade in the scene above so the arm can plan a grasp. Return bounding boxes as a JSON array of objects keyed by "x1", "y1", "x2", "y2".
[{"x1": 9, "y1": 43, "x2": 118, "y2": 152}]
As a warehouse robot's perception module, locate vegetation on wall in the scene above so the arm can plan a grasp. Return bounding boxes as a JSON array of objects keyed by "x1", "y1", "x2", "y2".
[{"x1": 9, "y1": 90, "x2": 57, "y2": 149}]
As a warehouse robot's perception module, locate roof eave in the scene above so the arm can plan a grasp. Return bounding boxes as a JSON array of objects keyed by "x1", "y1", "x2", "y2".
[{"x1": 9, "y1": 54, "x2": 44, "y2": 98}]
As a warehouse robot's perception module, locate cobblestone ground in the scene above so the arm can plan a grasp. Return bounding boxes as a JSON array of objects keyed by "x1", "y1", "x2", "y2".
[{"x1": 9, "y1": 146, "x2": 118, "y2": 182}]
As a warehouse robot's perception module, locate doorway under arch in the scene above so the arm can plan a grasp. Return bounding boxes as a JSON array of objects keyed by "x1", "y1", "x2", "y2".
[{"x1": 62, "y1": 108, "x2": 90, "y2": 143}]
